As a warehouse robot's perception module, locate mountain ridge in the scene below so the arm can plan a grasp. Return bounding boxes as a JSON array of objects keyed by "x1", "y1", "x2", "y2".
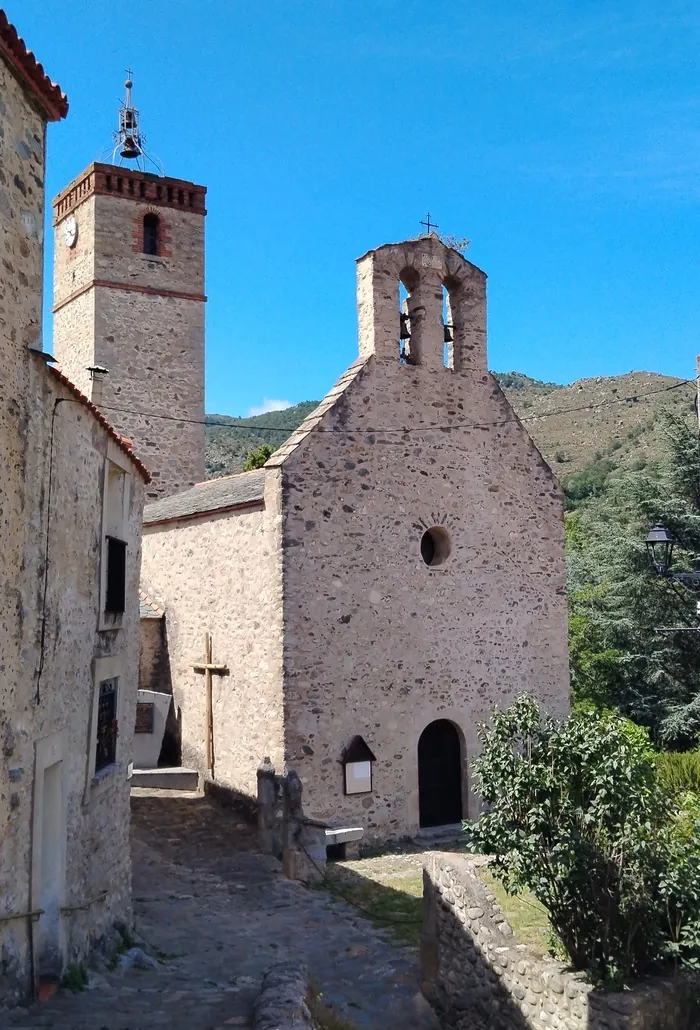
[{"x1": 205, "y1": 370, "x2": 695, "y2": 498}]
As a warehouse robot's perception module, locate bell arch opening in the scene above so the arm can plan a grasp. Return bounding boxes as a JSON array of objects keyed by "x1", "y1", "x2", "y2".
[
  {"x1": 418, "y1": 718, "x2": 464, "y2": 828},
  {"x1": 398, "y1": 267, "x2": 419, "y2": 365}
]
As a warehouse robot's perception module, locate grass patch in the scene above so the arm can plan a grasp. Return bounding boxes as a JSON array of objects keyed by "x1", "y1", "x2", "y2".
[
  {"x1": 307, "y1": 983, "x2": 358, "y2": 1030},
  {"x1": 480, "y1": 868, "x2": 552, "y2": 957},
  {"x1": 323, "y1": 865, "x2": 423, "y2": 947},
  {"x1": 60, "y1": 964, "x2": 88, "y2": 992}
]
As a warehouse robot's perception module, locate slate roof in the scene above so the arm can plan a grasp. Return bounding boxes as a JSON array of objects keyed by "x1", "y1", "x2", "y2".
[
  {"x1": 0, "y1": 11, "x2": 68, "y2": 120},
  {"x1": 139, "y1": 590, "x2": 165, "y2": 619},
  {"x1": 144, "y1": 469, "x2": 266, "y2": 525}
]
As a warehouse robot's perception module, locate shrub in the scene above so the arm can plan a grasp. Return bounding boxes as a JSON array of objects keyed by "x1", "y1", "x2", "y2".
[
  {"x1": 244, "y1": 443, "x2": 276, "y2": 471},
  {"x1": 470, "y1": 695, "x2": 700, "y2": 982},
  {"x1": 657, "y1": 751, "x2": 700, "y2": 796}
]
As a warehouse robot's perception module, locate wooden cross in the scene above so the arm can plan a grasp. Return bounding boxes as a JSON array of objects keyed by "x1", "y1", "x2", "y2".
[
  {"x1": 192, "y1": 632, "x2": 228, "y2": 778},
  {"x1": 420, "y1": 212, "x2": 439, "y2": 235}
]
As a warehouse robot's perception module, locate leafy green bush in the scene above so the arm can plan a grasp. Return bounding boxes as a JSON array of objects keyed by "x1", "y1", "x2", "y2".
[
  {"x1": 656, "y1": 751, "x2": 700, "y2": 796},
  {"x1": 244, "y1": 443, "x2": 276, "y2": 471},
  {"x1": 470, "y1": 695, "x2": 700, "y2": 983}
]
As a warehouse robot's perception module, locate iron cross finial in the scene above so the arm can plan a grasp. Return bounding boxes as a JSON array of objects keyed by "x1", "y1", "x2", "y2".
[{"x1": 420, "y1": 212, "x2": 439, "y2": 235}]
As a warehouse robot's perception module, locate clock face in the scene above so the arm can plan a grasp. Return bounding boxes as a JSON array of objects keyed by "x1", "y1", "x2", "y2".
[{"x1": 63, "y1": 216, "x2": 78, "y2": 248}]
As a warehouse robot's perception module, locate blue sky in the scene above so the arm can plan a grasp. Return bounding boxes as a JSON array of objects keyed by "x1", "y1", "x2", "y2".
[{"x1": 16, "y1": 0, "x2": 700, "y2": 416}]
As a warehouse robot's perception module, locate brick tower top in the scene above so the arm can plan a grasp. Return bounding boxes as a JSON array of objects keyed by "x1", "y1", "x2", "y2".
[{"x1": 53, "y1": 162, "x2": 206, "y2": 226}]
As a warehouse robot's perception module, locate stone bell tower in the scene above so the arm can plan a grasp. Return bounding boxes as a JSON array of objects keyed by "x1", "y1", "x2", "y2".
[{"x1": 52, "y1": 76, "x2": 206, "y2": 501}]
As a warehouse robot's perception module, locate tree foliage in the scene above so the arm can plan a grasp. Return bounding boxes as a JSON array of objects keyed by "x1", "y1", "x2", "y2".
[
  {"x1": 244, "y1": 443, "x2": 276, "y2": 471},
  {"x1": 567, "y1": 410, "x2": 700, "y2": 747},
  {"x1": 471, "y1": 696, "x2": 700, "y2": 982}
]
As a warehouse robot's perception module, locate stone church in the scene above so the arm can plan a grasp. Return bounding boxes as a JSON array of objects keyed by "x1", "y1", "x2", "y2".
[{"x1": 52, "y1": 102, "x2": 569, "y2": 842}]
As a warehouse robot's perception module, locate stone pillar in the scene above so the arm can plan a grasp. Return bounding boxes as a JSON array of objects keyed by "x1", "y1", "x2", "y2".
[
  {"x1": 257, "y1": 757, "x2": 278, "y2": 855},
  {"x1": 281, "y1": 770, "x2": 327, "y2": 884},
  {"x1": 356, "y1": 251, "x2": 400, "y2": 361},
  {"x1": 449, "y1": 272, "x2": 487, "y2": 374},
  {"x1": 407, "y1": 268, "x2": 445, "y2": 370}
]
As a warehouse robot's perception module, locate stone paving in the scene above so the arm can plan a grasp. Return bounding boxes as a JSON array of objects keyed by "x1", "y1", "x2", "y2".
[{"x1": 1, "y1": 790, "x2": 445, "y2": 1030}]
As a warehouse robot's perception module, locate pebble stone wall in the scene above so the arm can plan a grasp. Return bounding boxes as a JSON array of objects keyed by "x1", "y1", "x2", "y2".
[
  {"x1": 421, "y1": 854, "x2": 700, "y2": 1030},
  {"x1": 0, "y1": 45, "x2": 145, "y2": 1004}
]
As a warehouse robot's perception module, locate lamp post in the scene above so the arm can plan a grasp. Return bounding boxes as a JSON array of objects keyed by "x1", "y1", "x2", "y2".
[{"x1": 645, "y1": 524, "x2": 700, "y2": 589}]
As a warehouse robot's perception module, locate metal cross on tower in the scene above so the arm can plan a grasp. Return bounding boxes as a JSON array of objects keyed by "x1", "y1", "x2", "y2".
[{"x1": 420, "y1": 213, "x2": 439, "y2": 235}]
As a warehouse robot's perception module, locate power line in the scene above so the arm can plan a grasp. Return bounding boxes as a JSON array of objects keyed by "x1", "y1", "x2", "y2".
[{"x1": 96, "y1": 377, "x2": 695, "y2": 436}]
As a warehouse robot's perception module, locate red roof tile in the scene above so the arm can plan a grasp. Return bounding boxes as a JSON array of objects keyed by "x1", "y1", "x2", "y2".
[
  {"x1": 38, "y1": 359, "x2": 151, "y2": 481},
  {"x1": 0, "y1": 10, "x2": 68, "y2": 121}
]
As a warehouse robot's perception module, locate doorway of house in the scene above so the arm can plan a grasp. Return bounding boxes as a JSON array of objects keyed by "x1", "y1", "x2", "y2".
[{"x1": 418, "y1": 719, "x2": 463, "y2": 828}]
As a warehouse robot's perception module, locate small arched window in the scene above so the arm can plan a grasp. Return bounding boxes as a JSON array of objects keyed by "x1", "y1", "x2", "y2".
[{"x1": 143, "y1": 213, "x2": 159, "y2": 256}]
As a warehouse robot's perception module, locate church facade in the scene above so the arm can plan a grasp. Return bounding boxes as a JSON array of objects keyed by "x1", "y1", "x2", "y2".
[{"x1": 139, "y1": 234, "x2": 570, "y2": 841}]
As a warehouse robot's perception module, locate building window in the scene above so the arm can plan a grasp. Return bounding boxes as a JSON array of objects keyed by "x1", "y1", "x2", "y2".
[
  {"x1": 143, "y1": 213, "x2": 159, "y2": 255},
  {"x1": 100, "y1": 455, "x2": 130, "y2": 631},
  {"x1": 342, "y1": 736, "x2": 376, "y2": 795},
  {"x1": 421, "y1": 526, "x2": 451, "y2": 567},
  {"x1": 95, "y1": 678, "x2": 119, "y2": 772},
  {"x1": 105, "y1": 537, "x2": 127, "y2": 613}
]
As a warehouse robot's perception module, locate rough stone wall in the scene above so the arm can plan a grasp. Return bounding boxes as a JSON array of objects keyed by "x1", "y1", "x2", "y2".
[
  {"x1": 421, "y1": 854, "x2": 700, "y2": 1030},
  {"x1": 0, "y1": 54, "x2": 47, "y2": 1005},
  {"x1": 1, "y1": 360, "x2": 145, "y2": 1005},
  {"x1": 140, "y1": 472, "x2": 285, "y2": 795},
  {"x1": 139, "y1": 616, "x2": 169, "y2": 694},
  {"x1": 52, "y1": 187, "x2": 206, "y2": 500},
  {"x1": 268, "y1": 240, "x2": 568, "y2": 840}
]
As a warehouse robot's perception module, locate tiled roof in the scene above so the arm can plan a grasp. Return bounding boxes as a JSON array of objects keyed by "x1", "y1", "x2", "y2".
[
  {"x1": 36, "y1": 357, "x2": 151, "y2": 481},
  {"x1": 0, "y1": 11, "x2": 68, "y2": 121},
  {"x1": 139, "y1": 589, "x2": 165, "y2": 619},
  {"x1": 144, "y1": 469, "x2": 266, "y2": 525}
]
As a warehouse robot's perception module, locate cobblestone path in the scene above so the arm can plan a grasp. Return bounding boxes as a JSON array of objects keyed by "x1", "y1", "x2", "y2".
[{"x1": 2, "y1": 791, "x2": 441, "y2": 1030}]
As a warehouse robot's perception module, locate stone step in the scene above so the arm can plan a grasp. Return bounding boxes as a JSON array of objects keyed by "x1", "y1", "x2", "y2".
[{"x1": 130, "y1": 766, "x2": 200, "y2": 791}]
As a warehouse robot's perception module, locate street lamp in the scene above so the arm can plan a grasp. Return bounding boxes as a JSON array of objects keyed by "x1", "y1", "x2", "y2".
[
  {"x1": 645, "y1": 524, "x2": 675, "y2": 577},
  {"x1": 645, "y1": 523, "x2": 700, "y2": 588}
]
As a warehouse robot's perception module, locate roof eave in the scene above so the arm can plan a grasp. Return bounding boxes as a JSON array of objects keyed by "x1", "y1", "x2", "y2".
[
  {"x1": 144, "y1": 498, "x2": 265, "y2": 529},
  {"x1": 0, "y1": 11, "x2": 68, "y2": 122}
]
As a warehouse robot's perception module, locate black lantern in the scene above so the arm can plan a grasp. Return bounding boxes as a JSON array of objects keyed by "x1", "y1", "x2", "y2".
[
  {"x1": 646, "y1": 523, "x2": 675, "y2": 577},
  {"x1": 341, "y1": 736, "x2": 376, "y2": 795}
]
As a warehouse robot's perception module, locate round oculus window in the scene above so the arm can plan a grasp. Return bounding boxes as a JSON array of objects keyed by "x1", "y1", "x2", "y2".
[{"x1": 421, "y1": 526, "x2": 451, "y2": 567}]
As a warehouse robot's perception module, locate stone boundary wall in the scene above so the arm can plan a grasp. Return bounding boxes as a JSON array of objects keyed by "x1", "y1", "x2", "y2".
[
  {"x1": 257, "y1": 761, "x2": 327, "y2": 884},
  {"x1": 421, "y1": 854, "x2": 700, "y2": 1030},
  {"x1": 254, "y1": 963, "x2": 314, "y2": 1030}
]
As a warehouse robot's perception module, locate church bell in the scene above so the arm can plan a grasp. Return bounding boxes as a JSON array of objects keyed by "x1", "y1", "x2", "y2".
[
  {"x1": 400, "y1": 313, "x2": 411, "y2": 339},
  {"x1": 443, "y1": 323, "x2": 453, "y2": 343},
  {"x1": 120, "y1": 136, "x2": 140, "y2": 159}
]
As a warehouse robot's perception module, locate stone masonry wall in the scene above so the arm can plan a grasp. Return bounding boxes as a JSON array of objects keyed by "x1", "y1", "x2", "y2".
[
  {"x1": 0, "y1": 50, "x2": 47, "y2": 1005},
  {"x1": 139, "y1": 617, "x2": 170, "y2": 695},
  {"x1": 421, "y1": 854, "x2": 700, "y2": 1030},
  {"x1": 2, "y1": 360, "x2": 145, "y2": 1004},
  {"x1": 140, "y1": 471, "x2": 285, "y2": 795},
  {"x1": 52, "y1": 186, "x2": 206, "y2": 500},
  {"x1": 270, "y1": 311, "x2": 569, "y2": 839}
]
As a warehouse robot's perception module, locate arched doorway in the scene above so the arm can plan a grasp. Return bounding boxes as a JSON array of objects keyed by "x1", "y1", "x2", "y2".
[{"x1": 418, "y1": 720, "x2": 463, "y2": 828}]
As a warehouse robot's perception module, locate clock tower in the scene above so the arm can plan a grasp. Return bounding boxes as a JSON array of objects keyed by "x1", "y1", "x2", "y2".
[{"x1": 51, "y1": 78, "x2": 206, "y2": 501}]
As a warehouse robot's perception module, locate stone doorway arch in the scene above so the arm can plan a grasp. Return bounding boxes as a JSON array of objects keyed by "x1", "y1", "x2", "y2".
[{"x1": 418, "y1": 719, "x2": 463, "y2": 828}]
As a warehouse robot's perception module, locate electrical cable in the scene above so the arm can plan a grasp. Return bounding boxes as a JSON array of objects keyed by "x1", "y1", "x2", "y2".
[
  {"x1": 96, "y1": 376, "x2": 695, "y2": 436},
  {"x1": 35, "y1": 397, "x2": 65, "y2": 704}
]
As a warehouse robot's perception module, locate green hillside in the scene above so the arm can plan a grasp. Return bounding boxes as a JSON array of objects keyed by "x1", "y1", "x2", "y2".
[{"x1": 205, "y1": 371, "x2": 696, "y2": 497}]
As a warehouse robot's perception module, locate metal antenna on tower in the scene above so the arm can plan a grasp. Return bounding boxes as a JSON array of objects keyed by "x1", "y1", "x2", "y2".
[{"x1": 107, "y1": 71, "x2": 165, "y2": 175}]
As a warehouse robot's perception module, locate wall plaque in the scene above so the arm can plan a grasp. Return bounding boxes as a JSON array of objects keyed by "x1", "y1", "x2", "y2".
[{"x1": 135, "y1": 702, "x2": 155, "y2": 734}]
